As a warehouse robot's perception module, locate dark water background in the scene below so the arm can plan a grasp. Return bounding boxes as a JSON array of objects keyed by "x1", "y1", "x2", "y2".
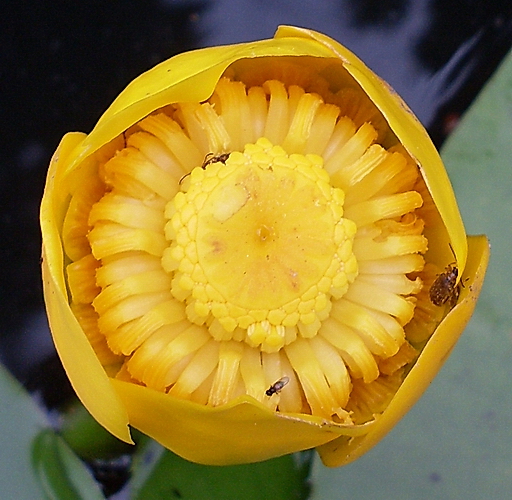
[{"x1": 0, "y1": 0, "x2": 511, "y2": 439}]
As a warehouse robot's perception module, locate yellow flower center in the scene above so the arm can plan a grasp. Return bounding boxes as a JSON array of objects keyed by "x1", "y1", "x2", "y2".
[
  {"x1": 164, "y1": 139, "x2": 357, "y2": 352},
  {"x1": 63, "y1": 73, "x2": 430, "y2": 423}
]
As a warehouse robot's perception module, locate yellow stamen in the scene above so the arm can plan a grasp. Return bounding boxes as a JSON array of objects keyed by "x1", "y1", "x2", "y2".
[
  {"x1": 105, "y1": 299, "x2": 185, "y2": 355},
  {"x1": 88, "y1": 222, "x2": 167, "y2": 259},
  {"x1": 282, "y1": 91, "x2": 322, "y2": 153},
  {"x1": 169, "y1": 340, "x2": 221, "y2": 399},
  {"x1": 95, "y1": 253, "x2": 163, "y2": 287},
  {"x1": 239, "y1": 344, "x2": 268, "y2": 404},
  {"x1": 138, "y1": 114, "x2": 203, "y2": 171},
  {"x1": 263, "y1": 80, "x2": 289, "y2": 145},
  {"x1": 284, "y1": 338, "x2": 351, "y2": 422},
  {"x1": 325, "y1": 123, "x2": 378, "y2": 179},
  {"x1": 63, "y1": 76, "x2": 429, "y2": 424},
  {"x1": 66, "y1": 254, "x2": 100, "y2": 304},
  {"x1": 127, "y1": 131, "x2": 185, "y2": 179},
  {"x1": 103, "y1": 148, "x2": 178, "y2": 200},
  {"x1": 62, "y1": 174, "x2": 105, "y2": 261},
  {"x1": 208, "y1": 340, "x2": 244, "y2": 406},
  {"x1": 347, "y1": 370, "x2": 404, "y2": 423},
  {"x1": 89, "y1": 193, "x2": 166, "y2": 231},
  {"x1": 344, "y1": 191, "x2": 423, "y2": 227},
  {"x1": 211, "y1": 78, "x2": 253, "y2": 150},
  {"x1": 319, "y1": 316, "x2": 379, "y2": 383},
  {"x1": 70, "y1": 303, "x2": 123, "y2": 366}
]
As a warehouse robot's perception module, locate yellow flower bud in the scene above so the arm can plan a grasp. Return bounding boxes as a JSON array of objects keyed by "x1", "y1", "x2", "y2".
[{"x1": 40, "y1": 26, "x2": 489, "y2": 466}]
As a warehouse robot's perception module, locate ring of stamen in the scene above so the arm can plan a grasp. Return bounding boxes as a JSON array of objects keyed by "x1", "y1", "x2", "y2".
[{"x1": 63, "y1": 73, "x2": 430, "y2": 421}]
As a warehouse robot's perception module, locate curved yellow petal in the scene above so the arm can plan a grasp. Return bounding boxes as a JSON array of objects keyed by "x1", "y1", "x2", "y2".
[
  {"x1": 40, "y1": 134, "x2": 132, "y2": 444},
  {"x1": 63, "y1": 36, "x2": 335, "y2": 179},
  {"x1": 317, "y1": 234, "x2": 489, "y2": 466},
  {"x1": 274, "y1": 26, "x2": 467, "y2": 271},
  {"x1": 110, "y1": 378, "x2": 373, "y2": 465}
]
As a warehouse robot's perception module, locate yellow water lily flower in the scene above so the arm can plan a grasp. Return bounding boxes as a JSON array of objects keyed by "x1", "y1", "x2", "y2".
[{"x1": 40, "y1": 26, "x2": 489, "y2": 466}]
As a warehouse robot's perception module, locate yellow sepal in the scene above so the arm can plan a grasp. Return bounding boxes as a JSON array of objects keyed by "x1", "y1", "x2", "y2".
[
  {"x1": 317, "y1": 234, "x2": 489, "y2": 466},
  {"x1": 40, "y1": 133, "x2": 132, "y2": 444},
  {"x1": 111, "y1": 378, "x2": 373, "y2": 465}
]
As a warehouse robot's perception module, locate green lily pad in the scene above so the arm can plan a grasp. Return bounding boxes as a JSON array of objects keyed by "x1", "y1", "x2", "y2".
[
  {"x1": 310, "y1": 48, "x2": 512, "y2": 499},
  {"x1": 131, "y1": 442, "x2": 311, "y2": 500},
  {"x1": 0, "y1": 363, "x2": 49, "y2": 499},
  {"x1": 32, "y1": 430, "x2": 105, "y2": 500}
]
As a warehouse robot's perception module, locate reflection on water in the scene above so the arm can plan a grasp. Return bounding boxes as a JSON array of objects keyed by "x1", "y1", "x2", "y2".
[
  {"x1": 345, "y1": 0, "x2": 410, "y2": 27},
  {"x1": 197, "y1": 0, "x2": 512, "y2": 140}
]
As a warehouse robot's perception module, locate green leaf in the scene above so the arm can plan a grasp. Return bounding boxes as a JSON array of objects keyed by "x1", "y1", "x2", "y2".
[
  {"x1": 309, "y1": 47, "x2": 512, "y2": 499},
  {"x1": 60, "y1": 402, "x2": 134, "y2": 461},
  {"x1": 0, "y1": 363, "x2": 49, "y2": 499},
  {"x1": 32, "y1": 430, "x2": 105, "y2": 500},
  {"x1": 132, "y1": 443, "x2": 312, "y2": 500}
]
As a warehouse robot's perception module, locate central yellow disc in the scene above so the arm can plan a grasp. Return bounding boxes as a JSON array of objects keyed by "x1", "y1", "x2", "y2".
[
  {"x1": 165, "y1": 139, "x2": 357, "y2": 350},
  {"x1": 197, "y1": 162, "x2": 336, "y2": 310}
]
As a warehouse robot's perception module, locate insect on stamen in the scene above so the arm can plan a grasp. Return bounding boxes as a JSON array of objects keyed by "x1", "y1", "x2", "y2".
[
  {"x1": 265, "y1": 376, "x2": 290, "y2": 397},
  {"x1": 179, "y1": 152, "x2": 231, "y2": 184},
  {"x1": 202, "y1": 152, "x2": 231, "y2": 168}
]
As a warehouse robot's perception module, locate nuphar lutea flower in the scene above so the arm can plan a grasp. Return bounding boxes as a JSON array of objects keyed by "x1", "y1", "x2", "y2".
[{"x1": 41, "y1": 26, "x2": 489, "y2": 466}]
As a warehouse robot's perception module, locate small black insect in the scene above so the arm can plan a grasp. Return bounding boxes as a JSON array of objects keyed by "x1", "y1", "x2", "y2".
[
  {"x1": 266, "y1": 376, "x2": 290, "y2": 397},
  {"x1": 202, "y1": 152, "x2": 230, "y2": 168},
  {"x1": 179, "y1": 152, "x2": 230, "y2": 184}
]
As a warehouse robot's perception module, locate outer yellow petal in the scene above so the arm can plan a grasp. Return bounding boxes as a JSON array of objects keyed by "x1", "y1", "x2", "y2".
[
  {"x1": 317, "y1": 234, "x2": 489, "y2": 466},
  {"x1": 274, "y1": 26, "x2": 467, "y2": 271},
  {"x1": 40, "y1": 134, "x2": 132, "y2": 444},
  {"x1": 110, "y1": 379, "x2": 372, "y2": 465},
  {"x1": 62, "y1": 36, "x2": 335, "y2": 179}
]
